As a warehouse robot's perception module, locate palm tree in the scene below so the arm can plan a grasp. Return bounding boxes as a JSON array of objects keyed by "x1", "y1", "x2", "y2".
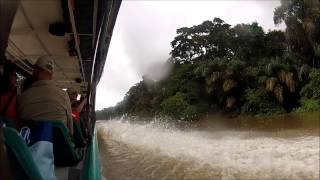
[
  {"x1": 264, "y1": 58, "x2": 299, "y2": 104},
  {"x1": 193, "y1": 58, "x2": 246, "y2": 109}
]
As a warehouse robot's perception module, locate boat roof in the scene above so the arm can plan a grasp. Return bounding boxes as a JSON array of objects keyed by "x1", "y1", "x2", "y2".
[{"x1": 6, "y1": 0, "x2": 121, "y2": 94}]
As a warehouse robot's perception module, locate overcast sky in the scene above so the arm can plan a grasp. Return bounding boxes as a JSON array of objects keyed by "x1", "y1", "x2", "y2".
[{"x1": 96, "y1": 0, "x2": 285, "y2": 110}]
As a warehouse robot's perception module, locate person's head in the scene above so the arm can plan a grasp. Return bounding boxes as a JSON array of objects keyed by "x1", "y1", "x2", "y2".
[
  {"x1": 67, "y1": 87, "x2": 79, "y2": 102},
  {"x1": 33, "y1": 56, "x2": 54, "y2": 81},
  {"x1": 0, "y1": 61, "x2": 17, "y2": 92}
]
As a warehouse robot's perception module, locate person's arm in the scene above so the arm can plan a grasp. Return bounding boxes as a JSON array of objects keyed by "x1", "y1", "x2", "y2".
[
  {"x1": 64, "y1": 92, "x2": 73, "y2": 135},
  {"x1": 73, "y1": 97, "x2": 87, "y2": 113}
]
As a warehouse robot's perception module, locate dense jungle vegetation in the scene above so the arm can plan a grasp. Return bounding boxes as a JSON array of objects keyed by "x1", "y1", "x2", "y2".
[{"x1": 96, "y1": 0, "x2": 320, "y2": 120}]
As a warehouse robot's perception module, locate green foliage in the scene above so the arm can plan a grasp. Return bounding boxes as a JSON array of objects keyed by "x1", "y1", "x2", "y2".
[
  {"x1": 170, "y1": 18, "x2": 234, "y2": 62},
  {"x1": 163, "y1": 63, "x2": 196, "y2": 96},
  {"x1": 295, "y1": 98, "x2": 320, "y2": 112},
  {"x1": 242, "y1": 88, "x2": 285, "y2": 115},
  {"x1": 228, "y1": 59, "x2": 246, "y2": 71},
  {"x1": 264, "y1": 31, "x2": 287, "y2": 57},
  {"x1": 300, "y1": 69, "x2": 320, "y2": 99},
  {"x1": 233, "y1": 22, "x2": 266, "y2": 61},
  {"x1": 160, "y1": 93, "x2": 199, "y2": 121}
]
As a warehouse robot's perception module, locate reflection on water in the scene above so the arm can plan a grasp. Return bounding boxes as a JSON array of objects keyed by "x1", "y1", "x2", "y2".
[{"x1": 97, "y1": 113, "x2": 319, "y2": 180}]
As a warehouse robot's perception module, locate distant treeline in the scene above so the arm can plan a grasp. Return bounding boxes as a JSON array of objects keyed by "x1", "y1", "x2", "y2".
[{"x1": 96, "y1": 0, "x2": 320, "y2": 120}]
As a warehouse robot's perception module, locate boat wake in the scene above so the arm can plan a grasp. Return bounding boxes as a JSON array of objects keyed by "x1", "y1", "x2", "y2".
[{"x1": 97, "y1": 119, "x2": 319, "y2": 180}]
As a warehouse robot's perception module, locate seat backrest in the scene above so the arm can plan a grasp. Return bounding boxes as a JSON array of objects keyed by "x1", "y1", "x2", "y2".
[
  {"x1": 4, "y1": 127, "x2": 43, "y2": 180},
  {"x1": 50, "y1": 120, "x2": 81, "y2": 166},
  {"x1": 73, "y1": 120, "x2": 86, "y2": 148},
  {"x1": 80, "y1": 116, "x2": 89, "y2": 139},
  {"x1": 21, "y1": 120, "x2": 81, "y2": 167},
  {"x1": 0, "y1": 116, "x2": 16, "y2": 128}
]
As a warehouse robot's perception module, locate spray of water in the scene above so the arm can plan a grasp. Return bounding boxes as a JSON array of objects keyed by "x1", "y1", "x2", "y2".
[{"x1": 97, "y1": 118, "x2": 319, "y2": 180}]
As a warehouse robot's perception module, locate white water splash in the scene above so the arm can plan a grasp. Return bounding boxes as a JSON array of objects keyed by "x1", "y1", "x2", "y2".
[{"x1": 97, "y1": 119, "x2": 319, "y2": 180}]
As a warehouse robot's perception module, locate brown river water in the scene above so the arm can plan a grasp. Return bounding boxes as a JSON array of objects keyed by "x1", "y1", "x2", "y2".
[{"x1": 97, "y1": 112, "x2": 319, "y2": 180}]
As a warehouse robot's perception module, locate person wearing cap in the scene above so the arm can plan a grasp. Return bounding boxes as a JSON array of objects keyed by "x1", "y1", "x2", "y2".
[{"x1": 17, "y1": 56, "x2": 73, "y2": 134}]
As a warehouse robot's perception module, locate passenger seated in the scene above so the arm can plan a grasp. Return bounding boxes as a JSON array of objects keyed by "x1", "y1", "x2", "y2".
[
  {"x1": 0, "y1": 61, "x2": 18, "y2": 128},
  {"x1": 18, "y1": 56, "x2": 73, "y2": 134},
  {"x1": 67, "y1": 88, "x2": 87, "y2": 123}
]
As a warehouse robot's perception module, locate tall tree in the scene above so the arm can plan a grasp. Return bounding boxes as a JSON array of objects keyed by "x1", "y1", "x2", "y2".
[
  {"x1": 264, "y1": 30, "x2": 287, "y2": 58},
  {"x1": 232, "y1": 22, "x2": 266, "y2": 63},
  {"x1": 274, "y1": 0, "x2": 320, "y2": 66},
  {"x1": 170, "y1": 18, "x2": 234, "y2": 63}
]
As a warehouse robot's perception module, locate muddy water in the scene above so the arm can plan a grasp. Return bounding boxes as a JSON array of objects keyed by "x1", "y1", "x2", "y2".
[{"x1": 97, "y1": 112, "x2": 319, "y2": 180}]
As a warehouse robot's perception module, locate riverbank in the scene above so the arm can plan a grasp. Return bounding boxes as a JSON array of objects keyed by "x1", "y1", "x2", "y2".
[{"x1": 197, "y1": 112, "x2": 319, "y2": 130}]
